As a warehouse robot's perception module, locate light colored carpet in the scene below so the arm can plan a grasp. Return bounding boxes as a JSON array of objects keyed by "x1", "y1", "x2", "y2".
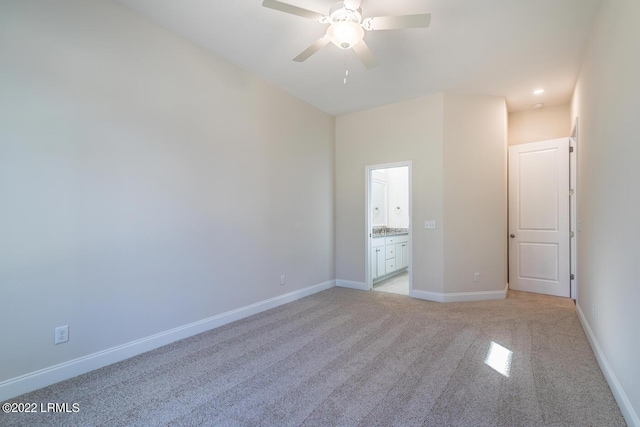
[{"x1": 2, "y1": 288, "x2": 626, "y2": 426}]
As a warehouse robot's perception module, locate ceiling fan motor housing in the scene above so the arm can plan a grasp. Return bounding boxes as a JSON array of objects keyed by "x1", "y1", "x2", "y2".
[{"x1": 329, "y1": 2, "x2": 362, "y2": 24}]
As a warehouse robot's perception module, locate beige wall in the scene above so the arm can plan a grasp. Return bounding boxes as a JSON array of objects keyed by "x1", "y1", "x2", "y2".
[
  {"x1": 335, "y1": 93, "x2": 507, "y2": 296},
  {"x1": 335, "y1": 95, "x2": 445, "y2": 293},
  {"x1": 443, "y1": 94, "x2": 508, "y2": 293},
  {"x1": 0, "y1": 0, "x2": 334, "y2": 386},
  {"x1": 570, "y1": 0, "x2": 640, "y2": 423},
  {"x1": 508, "y1": 103, "x2": 571, "y2": 145}
]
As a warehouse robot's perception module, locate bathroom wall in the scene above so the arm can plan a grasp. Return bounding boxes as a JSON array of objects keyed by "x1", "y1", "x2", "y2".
[{"x1": 386, "y1": 167, "x2": 409, "y2": 229}]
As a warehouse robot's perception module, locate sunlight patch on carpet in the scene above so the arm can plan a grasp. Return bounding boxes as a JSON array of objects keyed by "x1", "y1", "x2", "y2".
[{"x1": 484, "y1": 341, "x2": 513, "y2": 377}]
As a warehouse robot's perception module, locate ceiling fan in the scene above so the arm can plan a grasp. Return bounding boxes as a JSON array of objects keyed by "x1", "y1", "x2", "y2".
[{"x1": 262, "y1": 0, "x2": 431, "y2": 69}]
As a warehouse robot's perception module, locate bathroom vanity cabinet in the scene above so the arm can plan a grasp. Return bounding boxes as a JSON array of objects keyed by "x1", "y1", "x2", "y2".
[{"x1": 371, "y1": 234, "x2": 409, "y2": 281}]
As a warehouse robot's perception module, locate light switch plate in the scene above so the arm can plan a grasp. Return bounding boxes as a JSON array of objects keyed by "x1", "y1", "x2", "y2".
[{"x1": 424, "y1": 220, "x2": 437, "y2": 230}]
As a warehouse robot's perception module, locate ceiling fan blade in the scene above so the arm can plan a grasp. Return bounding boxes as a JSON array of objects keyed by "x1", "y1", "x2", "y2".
[
  {"x1": 364, "y1": 13, "x2": 431, "y2": 31},
  {"x1": 352, "y1": 40, "x2": 378, "y2": 69},
  {"x1": 343, "y1": 0, "x2": 362, "y2": 10},
  {"x1": 262, "y1": 0, "x2": 325, "y2": 21},
  {"x1": 293, "y1": 37, "x2": 331, "y2": 62}
]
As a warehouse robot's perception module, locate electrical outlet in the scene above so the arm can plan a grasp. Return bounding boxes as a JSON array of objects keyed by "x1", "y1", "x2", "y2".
[
  {"x1": 591, "y1": 305, "x2": 595, "y2": 320},
  {"x1": 474, "y1": 273, "x2": 480, "y2": 282},
  {"x1": 54, "y1": 325, "x2": 69, "y2": 345},
  {"x1": 280, "y1": 275, "x2": 286, "y2": 286}
]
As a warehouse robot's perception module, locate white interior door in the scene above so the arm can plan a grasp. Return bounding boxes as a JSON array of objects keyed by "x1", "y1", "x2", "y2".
[{"x1": 509, "y1": 138, "x2": 570, "y2": 297}]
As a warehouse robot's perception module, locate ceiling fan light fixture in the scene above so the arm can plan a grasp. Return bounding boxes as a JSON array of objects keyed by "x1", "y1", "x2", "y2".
[{"x1": 327, "y1": 21, "x2": 364, "y2": 49}]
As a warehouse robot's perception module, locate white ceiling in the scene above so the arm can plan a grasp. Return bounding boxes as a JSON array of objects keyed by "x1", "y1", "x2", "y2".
[{"x1": 115, "y1": 0, "x2": 601, "y2": 116}]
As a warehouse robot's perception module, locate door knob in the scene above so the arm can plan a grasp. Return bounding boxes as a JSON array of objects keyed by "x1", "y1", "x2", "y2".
[{"x1": 510, "y1": 234, "x2": 516, "y2": 238}]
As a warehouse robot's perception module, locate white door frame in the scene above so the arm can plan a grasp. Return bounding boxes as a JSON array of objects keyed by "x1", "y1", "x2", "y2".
[
  {"x1": 365, "y1": 161, "x2": 413, "y2": 292},
  {"x1": 570, "y1": 118, "x2": 579, "y2": 300}
]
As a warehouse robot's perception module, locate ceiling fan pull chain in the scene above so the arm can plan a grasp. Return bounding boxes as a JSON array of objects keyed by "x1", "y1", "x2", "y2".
[{"x1": 344, "y1": 50, "x2": 349, "y2": 85}]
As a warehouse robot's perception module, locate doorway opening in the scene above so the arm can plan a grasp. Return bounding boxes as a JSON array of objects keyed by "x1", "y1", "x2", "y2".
[{"x1": 365, "y1": 162, "x2": 412, "y2": 296}]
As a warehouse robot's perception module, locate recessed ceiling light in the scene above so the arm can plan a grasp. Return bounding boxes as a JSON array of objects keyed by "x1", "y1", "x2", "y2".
[
  {"x1": 533, "y1": 89, "x2": 545, "y2": 95},
  {"x1": 534, "y1": 103, "x2": 543, "y2": 109}
]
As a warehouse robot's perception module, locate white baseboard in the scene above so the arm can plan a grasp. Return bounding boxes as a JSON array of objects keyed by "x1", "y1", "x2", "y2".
[
  {"x1": 336, "y1": 279, "x2": 368, "y2": 291},
  {"x1": 576, "y1": 304, "x2": 639, "y2": 427},
  {"x1": 410, "y1": 289, "x2": 446, "y2": 302},
  {"x1": 410, "y1": 283, "x2": 508, "y2": 303},
  {"x1": 0, "y1": 280, "x2": 335, "y2": 402}
]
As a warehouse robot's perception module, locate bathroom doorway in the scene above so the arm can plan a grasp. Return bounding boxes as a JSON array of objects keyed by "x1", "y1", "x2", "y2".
[{"x1": 365, "y1": 162, "x2": 412, "y2": 295}]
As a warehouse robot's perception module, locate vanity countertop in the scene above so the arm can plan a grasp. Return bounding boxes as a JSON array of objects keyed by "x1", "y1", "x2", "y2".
[{"x1": 372, "y1": 229, "x2": 409, "y2": 238}]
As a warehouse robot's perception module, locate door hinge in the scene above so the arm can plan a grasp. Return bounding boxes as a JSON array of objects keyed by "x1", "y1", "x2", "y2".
[
  {"x1": 570, "y1": 231, "x2": 575, "y2": 238},
  {"x1": 570, "y1": 274, "x2": 575, "y2": 280},
  {"x1": 569, "y1": 189, "x2": 574, "y2": 196},
  {"x1": 569, "y1": 146, "x2": 574, "y2": 153}
]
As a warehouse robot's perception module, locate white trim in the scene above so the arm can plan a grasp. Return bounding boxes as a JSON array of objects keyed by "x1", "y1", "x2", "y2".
[
  {"x1": 0, "y1": 280, "x2": 335, "y2": 402},
  {"x1": 365, "y1": 166, "x2": 372, "y2": 290},
  {"x1": 576, "y1": 304, "x2": 639, "y2": 427},
  {"x1": 411, "y1": 283, "x2": 508, "y2": 303},
  {"x1": 410, "y1": 289, "x2": 446, "y2": 303},
  {"x1": 335, "y1": 280, "x2": 368, "y2": 291},
  {"x1": 570, "y1": 117, "x2": 579, "y2": 300}
]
